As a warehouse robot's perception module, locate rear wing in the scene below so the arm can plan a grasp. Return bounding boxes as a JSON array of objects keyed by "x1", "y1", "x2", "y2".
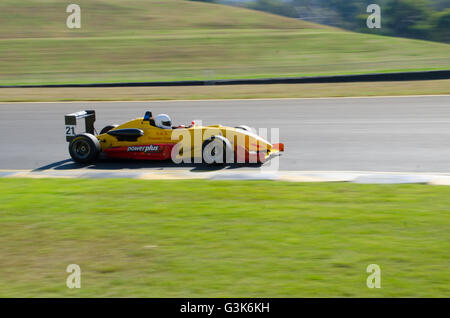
[{"x1": 65, "y1": 110, "x2": 96, "y2": 142}]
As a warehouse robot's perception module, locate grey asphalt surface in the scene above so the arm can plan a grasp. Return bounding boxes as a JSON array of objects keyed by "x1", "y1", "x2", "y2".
[{"x1": 1, "y1": 96, "x2": 449, "y2": 172}]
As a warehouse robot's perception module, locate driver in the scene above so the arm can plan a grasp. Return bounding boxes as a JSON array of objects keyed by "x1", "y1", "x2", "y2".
[{"x1": 154, "y1": 114, "x2": 172, "y2": 129}]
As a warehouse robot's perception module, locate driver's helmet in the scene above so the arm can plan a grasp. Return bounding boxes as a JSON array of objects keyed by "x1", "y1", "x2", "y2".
[{"x1": 155, "y1": 114, "x2": 172, "y2": 129}]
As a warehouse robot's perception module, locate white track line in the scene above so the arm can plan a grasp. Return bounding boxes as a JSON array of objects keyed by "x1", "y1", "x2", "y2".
[{"x1": 0, "y1": 95, "x2": 449, "y2": 105}]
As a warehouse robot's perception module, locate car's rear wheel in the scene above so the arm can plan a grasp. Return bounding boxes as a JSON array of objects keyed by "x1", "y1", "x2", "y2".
[
  {"x1": 100, "y1": 125, "x2": 118, "y2": 134},
  {"x1": 69, "y1": 133, "x2": 101, "y2": 164}
]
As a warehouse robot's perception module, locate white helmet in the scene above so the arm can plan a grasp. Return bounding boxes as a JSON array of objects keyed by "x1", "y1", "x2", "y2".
[{"x1": 155, "y1": 114, "x2": 172, "y2": 129}]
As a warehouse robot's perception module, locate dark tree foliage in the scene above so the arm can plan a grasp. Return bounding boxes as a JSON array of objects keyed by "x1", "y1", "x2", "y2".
[
  {"x1": 384, "y1": 0, "x2": 433, "y2": 39},
  {"x1": 247, "y1": 0, "x2": 298, "y2": 18},
  {"x1": 431, "y1": 8, "x2": 450, "y2": 42},
  {"x1": 206, "y1": 0, "x2": 450, "y2": 42}
]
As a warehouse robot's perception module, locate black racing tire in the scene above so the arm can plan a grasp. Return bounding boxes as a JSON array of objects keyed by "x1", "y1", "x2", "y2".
[
  {"x1": 69, "y1": 133, "x2": 101, "y2": 164},
  {"x1": 202, "y1": 135, "x2": 233, "y2": 165},
  {"x1": 99, "y1": 125, "x2": 118, "y2": 135}
]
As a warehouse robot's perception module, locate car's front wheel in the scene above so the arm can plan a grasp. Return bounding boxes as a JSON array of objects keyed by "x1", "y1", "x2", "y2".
[
  {"x1": 69, "y1": 133, "x2": 101, "y2": 164},
  {"x1": 202, "y1": 135, "x2": 233, "y2": 165}
]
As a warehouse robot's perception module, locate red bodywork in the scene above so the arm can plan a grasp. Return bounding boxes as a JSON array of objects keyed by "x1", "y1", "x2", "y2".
[
  {"x1": 102, "y1": 143, "x2": 281, "y2": 163},
  {"x1": 104, "y1": 144, "x2": 175, "y2": 160}
]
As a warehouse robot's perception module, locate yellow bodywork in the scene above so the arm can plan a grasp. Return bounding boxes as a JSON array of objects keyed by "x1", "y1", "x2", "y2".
[{"x1": 97, "y1": 117, "x2": 282, "y2": 161}]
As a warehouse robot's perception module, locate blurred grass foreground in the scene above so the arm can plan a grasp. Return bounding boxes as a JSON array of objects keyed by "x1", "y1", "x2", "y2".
[
  {"x1": 0, "y1": 0, "x2": 449, "y2": 85},
  {"x1": 0, "y1": 178, "x2": 448, "y2": 297}
]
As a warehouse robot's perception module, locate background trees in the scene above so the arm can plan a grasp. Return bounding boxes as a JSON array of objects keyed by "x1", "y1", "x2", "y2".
[{"x1": 204, "y1": 0, "x2": 450, "y2": 43}]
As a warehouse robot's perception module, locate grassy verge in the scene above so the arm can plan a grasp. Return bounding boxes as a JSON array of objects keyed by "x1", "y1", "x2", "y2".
[
  {"x1": 0, "y1": 80, "x2": 448, "y2": 102},
  {"x1": 0, "y1": 0, "x2": 449, "y2": 85},
  {"x1": 0, "y1": 178, "x2": 448, "y2": 297}
]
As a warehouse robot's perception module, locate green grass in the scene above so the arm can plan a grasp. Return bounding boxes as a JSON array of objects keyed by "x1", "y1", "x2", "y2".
[
  {"x1": 0, "y1": 0, "x2": 449, "y2": 85},
  {"x1": 0, "y1": 178, "x2": 448, "y2": 297}
]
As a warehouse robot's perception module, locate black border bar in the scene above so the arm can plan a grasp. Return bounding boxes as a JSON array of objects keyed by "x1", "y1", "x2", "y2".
[{"x1": 0, "y1": 298, "x2": 448, "y2": 315}]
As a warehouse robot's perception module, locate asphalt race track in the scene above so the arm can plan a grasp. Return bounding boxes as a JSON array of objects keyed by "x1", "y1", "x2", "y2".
[{"x1": 0, "y1": 96, "x2": 449, "y2": 172}]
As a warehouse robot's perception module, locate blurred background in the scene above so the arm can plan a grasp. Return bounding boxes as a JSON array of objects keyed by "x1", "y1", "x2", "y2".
[{"x1": 0, "y1": 0, "x2": 448, "y2": 86}]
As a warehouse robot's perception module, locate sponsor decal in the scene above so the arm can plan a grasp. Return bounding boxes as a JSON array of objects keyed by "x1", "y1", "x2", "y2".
[{"x1": 127, "y1": 145, "x2": 161, "y2": 153}]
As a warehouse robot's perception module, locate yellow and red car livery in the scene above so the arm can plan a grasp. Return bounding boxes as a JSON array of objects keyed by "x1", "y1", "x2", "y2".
[{"x1": 65, "y1": 110, "x2": 284, "y2": 164}]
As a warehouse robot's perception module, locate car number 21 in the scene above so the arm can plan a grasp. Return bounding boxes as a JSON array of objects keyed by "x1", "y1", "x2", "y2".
[{"x1": 65, "y1": 125, "x2": 76, "y2": 136}]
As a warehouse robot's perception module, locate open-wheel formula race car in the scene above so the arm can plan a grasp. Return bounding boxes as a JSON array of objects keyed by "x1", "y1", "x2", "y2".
[{"x1": 65, "y1": 110, "x2": 284, "y2": 165}]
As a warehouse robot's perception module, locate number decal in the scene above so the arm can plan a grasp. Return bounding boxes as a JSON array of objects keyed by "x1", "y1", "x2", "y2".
[{"x1": 65, "y1": 125, "x2": 76, "y2": 136}]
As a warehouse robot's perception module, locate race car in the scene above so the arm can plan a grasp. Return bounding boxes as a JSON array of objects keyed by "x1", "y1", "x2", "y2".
[{"x1": 65, "y1": 110, "x2": 284, "y2": 164}]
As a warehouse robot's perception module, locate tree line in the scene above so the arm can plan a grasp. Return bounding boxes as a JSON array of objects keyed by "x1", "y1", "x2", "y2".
[{"x1": 192, "y1": 0, "x2": 450, "y2": 43}]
